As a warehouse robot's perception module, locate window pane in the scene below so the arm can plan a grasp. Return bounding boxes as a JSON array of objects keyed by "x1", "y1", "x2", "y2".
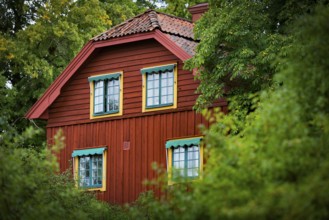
[
  {"x1": 162, "y1": 72, "x2": 168, "y2": 78},
  {"x1": 154, "y1": 74, "x2": 159, "y2": 80},
  {"x1": 168, "y1": 77, "x2": 173, "y2": 86},
  {"x1": 154, "y1": 88, "x2": 159, "y2": 96},
  {"x1": 179, "y1": 161, "x2": 184, "y2": 169},
  {"x1": 109, "y1": 86, "x2": 114, "y2": 94},
  {"x1": 188, "y1": 151, "x2": 193, "y2": 160},
  {"x1": 114, "y1": 100, "x2": 119, "y2": 110},
  {"x1": 147, "y1": 89, "x2": 153, "y2": 97},
  {"x1": 161, "y1": 96, "x2": 167, "y2": 104},
  {"x1": 147, "y1": 97, "x2": 153, "y2": 106},
  {"x1": 114, "y1": 86, "x2": 119, "y2": 94},
  {"x1": 154, "y1": 97, "x2": 159, "y2": 105},
  {"x1": 173, "y1": 153, "x2": 179, "y2": 161},
  {"x1": 162, "y1": 78, "x2": 167, "y2": 87},
  {"x1": 168, "y1": 87, "x2": 173, "y2": 95},
  {"x1": 95, "y1": 80, "x2": 104, "y2": 89},
  {"x1": 167, "y1": 71, "x2": 173, "y2": 78},
  {"x1": 79, "y1": 155, "x2": 103, "y2": 187},
  {"x1": 194, "y1": 151, "x2": 199, "y2": 159},
  {"x1": 194, "y1": 160, "x2": 199, "y2": 168},
  {"x1": 154, "y1": 79, "x2": 159, "y2": 88},
  {"x1": 179, "y1": 151, "x2": 184, "y2": 160},
  {"x1": 162, "y1": 87, "x2": 167, "y2": 95},
  {"x1": 94, "y1": 81, "x2": 104, "y2": 113},
  {"x1": 167, "y1": 95, "x2": 173, "y2": 103}
]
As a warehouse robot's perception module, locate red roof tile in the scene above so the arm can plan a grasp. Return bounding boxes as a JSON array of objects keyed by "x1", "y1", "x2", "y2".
[{"x1": 93, "y1": 10, "x2": 198, "y2": 55}]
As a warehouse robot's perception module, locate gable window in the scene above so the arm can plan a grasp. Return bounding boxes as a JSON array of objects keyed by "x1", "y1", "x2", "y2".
[
  {"x1": 88, "y1": 72, "x2": 123, "y2": 119},
  {"x1": 72, "y1": 147, "x2": 107, "y2": 191},
  {"x1": 166, "y1": 137, "x2": 203, "y2": 184},
  {"x1": 141, "y1": 64, "x2": 177, "y2": 112}
]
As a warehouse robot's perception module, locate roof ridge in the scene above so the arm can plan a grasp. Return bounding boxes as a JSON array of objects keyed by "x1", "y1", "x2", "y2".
[
  {"x1": 154, "y1": 10, "x2": 193, "y2": 23},
  {"x1": 92, "y1": 8, "x2": 195, "y2": 42},
  {"x1": 92, "y1": 9, "x2": 156, "y2": 41},
  {"x1": 148, "y1": 10, "x2": 160, "y2": 29}
]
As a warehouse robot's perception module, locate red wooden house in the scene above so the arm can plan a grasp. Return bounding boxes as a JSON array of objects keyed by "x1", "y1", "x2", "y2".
[{"x1": 26, "y1": 3, "x2": 226, "y2": 204}]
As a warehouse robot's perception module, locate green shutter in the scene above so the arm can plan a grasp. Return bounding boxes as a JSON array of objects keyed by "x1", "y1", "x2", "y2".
[
  {"x1": 88, "y1": 73, "x2": 120, "y2": 82},
  {"x1": 72, "y1": 147, "x2": 107, "y2": 157},
  {"x1": 166, "y1": 137, "x2": 202, "y2": 149},
  {"x1": 141, "y1": 64, "x2": 175, "y2": 75}
]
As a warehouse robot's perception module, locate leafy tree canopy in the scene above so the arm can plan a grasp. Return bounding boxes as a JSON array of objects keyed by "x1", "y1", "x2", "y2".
[
  {"x1": 126, "y1": 3, "x2": 329, "y2": 219},
  {"x1": 185, "y1": 0, "x2": 325, "y2": 110},
  {"x1": 0, "y1": 0, "x2": 144, "y2": 148}
]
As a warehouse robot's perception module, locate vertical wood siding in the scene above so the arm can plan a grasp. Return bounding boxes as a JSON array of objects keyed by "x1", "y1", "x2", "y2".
[
  {"x1": 47, "y1": 110, "x2": 210, "y2": 204},
  {"x1": 46, "y1": 39, "x2": 227, "y2": 204},
  {"x1": 47, "y1": 39, "x2": 221, "y2": 127}
]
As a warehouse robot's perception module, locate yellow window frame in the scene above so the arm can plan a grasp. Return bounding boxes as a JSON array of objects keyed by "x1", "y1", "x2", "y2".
[
  {"x1": 89, "y1": 71, "x2": 123, "y2": 119},
  {"x1": 73, "y1": 149, "x2": 107, "y2": 192},
  {"x1": 142, "y1": 63, "x2": 178, "y2": 113},
  {"x1": 167, "y1": 137, "x2": 204, "y2": 185}
]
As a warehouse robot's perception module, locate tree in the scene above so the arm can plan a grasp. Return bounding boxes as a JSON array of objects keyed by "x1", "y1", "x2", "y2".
[
  {"x1": 125, "y1": 2, "x2": 329, "y2": 220},
  {"x1": 159, "y1": 0, "x2": 207, "y2": 19},
  {"x1": 0, "y1": 0, "x2": 141, "y2": 148},
  {"x1": 185, "y1": 0, "x2": 322, "y2": 110}
]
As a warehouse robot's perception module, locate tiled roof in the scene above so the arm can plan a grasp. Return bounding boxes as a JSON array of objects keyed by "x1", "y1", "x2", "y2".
[{"x1": 93, "y1": 10, "x2": 198, "y2": 56}]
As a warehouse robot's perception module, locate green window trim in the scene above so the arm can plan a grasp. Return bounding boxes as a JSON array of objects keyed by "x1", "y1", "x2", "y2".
[
  {"x1": 72, "y1": 147, "x2": 107, "y2": 157},
  {"x1": 166, "y1": 137, "x2": 202, "y2": 149},
  {"x1": 88, "y1": 73, "x2": 121, "y2": 82},
  {"x1": 140, "y1": 64, "x2": 176, "y2": 75}
]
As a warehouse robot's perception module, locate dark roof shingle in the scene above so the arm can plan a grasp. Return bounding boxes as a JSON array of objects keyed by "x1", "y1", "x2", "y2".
[{"x1": 93, "y1": 10, "x2": 197, "y2": 55}]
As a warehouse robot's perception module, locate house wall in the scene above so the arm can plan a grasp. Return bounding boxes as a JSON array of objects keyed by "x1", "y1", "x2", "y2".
[
  {"x1": 47, "y1": 111, "x2": 211, "y2": 204},
  {"x1": 47, "y1": 39, "x2": 216, "y2": 127},
  {"x1": 46, "y1": 39, "x2": 227, "y2": 204}
]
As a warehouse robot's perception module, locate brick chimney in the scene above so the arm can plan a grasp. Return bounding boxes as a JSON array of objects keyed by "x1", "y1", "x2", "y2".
[{"x1": 188, "y1": 3, "x2": 209, "y2": 22}]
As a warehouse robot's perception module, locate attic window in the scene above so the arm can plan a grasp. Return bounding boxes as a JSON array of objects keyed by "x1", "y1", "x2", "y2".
[
  {"x1": 141, "y1": 64, "x2": 177, "y2": 112},
  {"x1": 88, "y1": 72, "x2": 123, "y2": 119}
]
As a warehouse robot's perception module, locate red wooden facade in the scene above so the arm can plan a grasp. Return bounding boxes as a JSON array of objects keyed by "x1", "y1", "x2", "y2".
[
  {"x1": 45, "y1": 39, "x2": 226, "y2": 204},
  {"x1": 26, "y1": 5, "x2": 227, "y2": 204}
]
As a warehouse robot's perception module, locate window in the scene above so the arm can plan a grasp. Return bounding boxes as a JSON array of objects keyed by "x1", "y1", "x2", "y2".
[
  {"x1": 141, "y1": 64, "x2": 177, "y2": 112},
  {"x1": 166, "y1": 137, "x2": 203, "y2": 184},
  {"x1": 88, "y1": 72, "x2": 123, "y2": 119},
  {"x1": 172, "y1": 145, "x2": 199, "y2": 178},
  {"x1": 72, "y1": 147, "x2": 107, "y2": 191}
]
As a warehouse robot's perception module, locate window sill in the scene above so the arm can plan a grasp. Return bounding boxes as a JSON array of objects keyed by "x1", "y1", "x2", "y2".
[
  {"x1": 146, "y1": 103, "x2": 173, "y2": 109},
  {"x1": 143, "y1": 103, "x2": 176, "y2": 113},
  {"x1": 79, "y1": 186, "x2": 106, "y2": 192},
  {"x1": 93, "y1": 110, "x2": 119, "y2": 117},
  {"x1": 90, "y1": 110, "x2": 122, "y2": 119}
]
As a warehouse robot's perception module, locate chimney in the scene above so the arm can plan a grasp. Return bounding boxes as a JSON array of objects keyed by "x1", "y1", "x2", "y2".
[{"x1": 188, "y1": 3, "x2": 209, "y2": 22}]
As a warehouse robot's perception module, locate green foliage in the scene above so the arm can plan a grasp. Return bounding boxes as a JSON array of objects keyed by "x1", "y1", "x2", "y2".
[
  {"x1": 0, "y1": 0, "x2": 45, "y2": 34},
  {"x1": 0, "y1": 0, "x2": 145, "y2": 149},
  {"x1": 185, "y1": 0, "x2": 322, "y2": 110},
  {"x1": 0, "y1": 129, "x2": 113, "y2": 219},
  {"x1": 159, "y1": 0, "x2": 207, "y2": 19},
  {"x1": 123, "y1": 3, "x2": 329, "y2": 220}
]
